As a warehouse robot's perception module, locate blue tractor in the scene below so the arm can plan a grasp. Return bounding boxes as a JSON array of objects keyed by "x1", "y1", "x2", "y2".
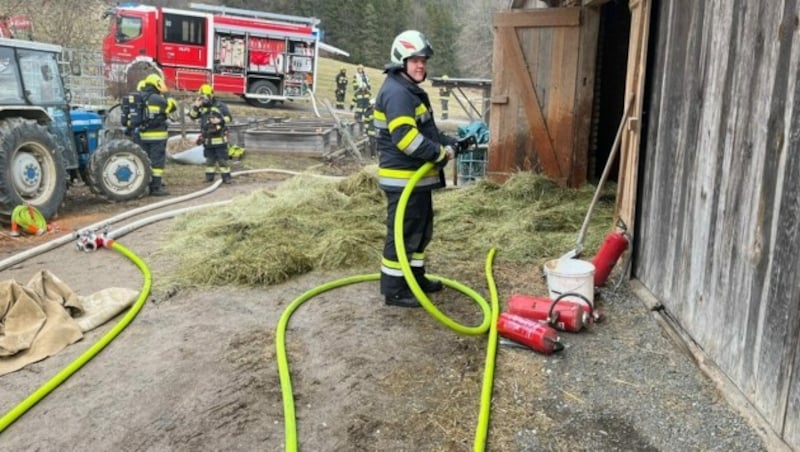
[{"x1": 0, "y1": 37, "x2": 152, "y2": 221}]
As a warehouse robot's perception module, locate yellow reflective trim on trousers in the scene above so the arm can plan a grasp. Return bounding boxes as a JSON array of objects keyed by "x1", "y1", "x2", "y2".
[
  {"x1": 382, "y1": 257, "x2": 401, "y2": 269},
  {"x1": 388, "y1": 116, "x2": 416, "y2": 133},
  {"x1": 397, "y1": 128, "x2": 419, "y2": 151},
  {"x1": 382, "y1": 256, "x2": 423, "y2": 269},
  {"x1": 152, "y1": 168, "x2": 164, "y2": 176},
  {"x1": 140, "y1": 130, "x2": 167, "y2": 139},
  {"x1": 378, "y1": 167, "x2": 440, "y2": 179}
]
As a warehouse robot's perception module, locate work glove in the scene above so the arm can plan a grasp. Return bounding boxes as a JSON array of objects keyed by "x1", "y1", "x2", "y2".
[
  {"x1": 195, "y1": 134, "x2": 204, "y2": 146},
  {"x1": 455, "y1": 135, "x2": 477, "y2": 154},
  {"x1": 435, "y1": 145, "x2": 456, "y2": 170}
]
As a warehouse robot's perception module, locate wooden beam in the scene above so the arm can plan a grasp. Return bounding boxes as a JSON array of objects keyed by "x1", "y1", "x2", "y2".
[
  {"x1": 583, "y1": 0, "x2": 611, "y2": 7},
  {"x1": 494, "y1": 8, "x2": 581, "y2": 29},
  {"x1": 615, "y1": 0, "x2": 651, "y2": 240},
  {"x1": 497, "y1": 27, "x2": 562, "y2": 178}
]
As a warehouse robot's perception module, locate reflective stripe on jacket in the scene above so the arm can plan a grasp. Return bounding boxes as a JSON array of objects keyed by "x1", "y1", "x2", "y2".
[{"x1": 374, "y1": 69, "x2": 455, "y2": 192}]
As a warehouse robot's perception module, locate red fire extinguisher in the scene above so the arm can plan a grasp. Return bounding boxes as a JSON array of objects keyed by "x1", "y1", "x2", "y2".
[
  {"x1": 507, "y1": 294, "x2": 590, "y2": 333},
  {"x1": 496, "y1": 312, "x2": 563, "y2": 355},
  {"x1": 592, "y1": 230, "x2": 629, "y2": 287}
]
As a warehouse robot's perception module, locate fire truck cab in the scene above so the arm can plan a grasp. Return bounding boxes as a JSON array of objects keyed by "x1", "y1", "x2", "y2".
[
  {"x1": 0, "y1": 15, "x2": 33, "y2": 40},
  {"x1": 102, "y1": 3, "x2": 321, "y2": 107}
]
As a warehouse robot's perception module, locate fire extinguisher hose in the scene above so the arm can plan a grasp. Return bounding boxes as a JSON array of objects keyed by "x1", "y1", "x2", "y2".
[
  {"x1": 0, "y1": 240, "x2": 152, "y2": 432},
  {"x1": 277, "y1": 162, "x2": 500, "y2": 452}
]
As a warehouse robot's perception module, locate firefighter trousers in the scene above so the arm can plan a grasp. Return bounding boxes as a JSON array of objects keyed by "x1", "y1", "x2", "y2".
[{"x1": 380, "y1": 189, "x2": 434, "y2": 298}]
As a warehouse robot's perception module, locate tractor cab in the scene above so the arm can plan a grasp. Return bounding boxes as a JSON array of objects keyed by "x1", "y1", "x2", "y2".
[{"x1": 0, "y1": 37, "x2": 152, "y2": 221}]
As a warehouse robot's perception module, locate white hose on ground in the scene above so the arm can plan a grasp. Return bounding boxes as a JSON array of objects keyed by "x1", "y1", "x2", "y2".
[{"x1": 0, "y1": 168, "x2": 345, "y2": 272}]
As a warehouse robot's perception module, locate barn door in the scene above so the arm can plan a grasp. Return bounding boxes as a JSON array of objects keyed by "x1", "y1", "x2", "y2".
[{"x1": 488, "y1": 7, "x2": 599, "y2": 188}]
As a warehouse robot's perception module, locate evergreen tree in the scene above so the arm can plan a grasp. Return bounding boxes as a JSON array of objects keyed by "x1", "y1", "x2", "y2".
[{"x1": 423, "y1": 2, "x2": 460, "y2": 77}]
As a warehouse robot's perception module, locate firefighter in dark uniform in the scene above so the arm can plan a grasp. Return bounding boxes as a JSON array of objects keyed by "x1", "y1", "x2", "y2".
[
  {"x1": 374, "y1": 30, "x2": 473, "y2": 307},
  {"x1": 190, "y1": 84, "x2": 233, "y2": 183},
  {"x1": 350, "y1": 64, "x2": 371, "y2": 121},
  {"x1": 334, "y1": 68, "x2": 348, "y2": 110},
  {"x1": 439, "y1": 74, "x2": 451, "y2": 120},
  {"x1": 138, "y1": 74, "x2": 171, "y2": 196}
]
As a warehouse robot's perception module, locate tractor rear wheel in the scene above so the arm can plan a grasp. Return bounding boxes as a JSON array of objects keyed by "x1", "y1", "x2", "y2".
[
  {"x1": 88, "y1": 139, "x2": 152, "y2": 202},
  {"x1": 0, "y1": 118, "x2": 66, "y2": 220}
]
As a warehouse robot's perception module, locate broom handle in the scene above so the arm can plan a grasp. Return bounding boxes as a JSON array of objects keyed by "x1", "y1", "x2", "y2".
[{"x1": 574, "y1": 95, "x2": 634, "y2": 255}]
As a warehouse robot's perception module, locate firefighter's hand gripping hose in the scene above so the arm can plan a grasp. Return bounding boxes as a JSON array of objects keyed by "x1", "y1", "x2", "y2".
[
  {"x1": 0, "y1": 239, "x2": 152, "y2": 433},
  {"x1": 277, "y1": 162, "x2": 501, "y2": 452}
]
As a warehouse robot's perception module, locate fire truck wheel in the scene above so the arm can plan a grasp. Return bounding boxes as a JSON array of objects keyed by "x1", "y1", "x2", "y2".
[
  {"x1": 0, "y1": 118, "x2": 66, "y2": 220},
  {"x1": 246, "y1": 80, "x2": 277, "y2": 108},
  {"x1": 88, "y1": 139, "x2": 152, "y2": 202}
]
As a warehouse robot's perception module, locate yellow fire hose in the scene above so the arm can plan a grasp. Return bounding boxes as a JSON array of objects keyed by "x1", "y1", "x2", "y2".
[
  {"x1": 277, "y1": 162, "x2": 500, "y2": 451},
  {"x1": 0, "y1": 240, "x2": 152, "y2": 432},
  {"x1": 10, "y1": 204, "x2": 47, "y2": 236}
]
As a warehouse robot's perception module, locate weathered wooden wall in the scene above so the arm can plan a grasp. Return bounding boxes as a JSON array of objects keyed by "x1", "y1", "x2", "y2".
[
  {"x1": 634, "y1": 0, "x2": 800, "y2": 447},
  {"x1": 488, "y1": 7, "x2": 599, "y2": 187}
]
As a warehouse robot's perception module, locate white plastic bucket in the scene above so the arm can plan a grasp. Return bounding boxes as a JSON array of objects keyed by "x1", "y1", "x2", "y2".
[{"x1": 544, "y1": 258, "x2": 595, "y2": 309}]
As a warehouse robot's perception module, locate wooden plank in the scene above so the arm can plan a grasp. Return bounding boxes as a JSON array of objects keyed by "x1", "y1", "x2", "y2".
[
  {"x1": 546, "y1": 26, "x2": 579, "y2": 185},
  {"x1": 615, "y1": 0, "x2": 651, "y2": 233},
  {"x1": 487, "y1": 17, "x2": 515, "y2": 183},
  {"x1": 583, "y1": 0, "x2": 611, "y2": 6},
  {"x1": 494, "y1": 8, "x2": 581, "y2": 29},
  {"x1": 497, "y1": 26, "x2": 563, "y2": 180}
]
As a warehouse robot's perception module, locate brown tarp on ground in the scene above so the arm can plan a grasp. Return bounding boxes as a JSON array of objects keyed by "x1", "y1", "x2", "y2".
[{"x1": 0, "y1": 270, "x2": 138, "y2": 376}]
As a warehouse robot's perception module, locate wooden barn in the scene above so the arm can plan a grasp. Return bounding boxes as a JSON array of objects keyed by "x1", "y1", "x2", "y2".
[{"x1": 489, "y1": 0, "x2": 800, "y2": 449}]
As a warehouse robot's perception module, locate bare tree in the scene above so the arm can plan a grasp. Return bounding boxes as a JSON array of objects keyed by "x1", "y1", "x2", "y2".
[
  {"x1": 0, "y1": 0, "x2": 108, "y2": 49},
  {"x1": 456, "y1": 0, "x2": 509, "y2": 79}
]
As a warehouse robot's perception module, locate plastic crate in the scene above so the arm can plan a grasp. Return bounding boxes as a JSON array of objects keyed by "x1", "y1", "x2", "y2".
[{"x1": 457, "y1": 144, "x2": 488, "y2": 185}]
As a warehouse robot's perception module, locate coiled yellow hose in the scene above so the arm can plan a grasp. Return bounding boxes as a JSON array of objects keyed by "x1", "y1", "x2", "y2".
[{"x1": 276, "y1": 162, "x2": 500, "y2": 451}]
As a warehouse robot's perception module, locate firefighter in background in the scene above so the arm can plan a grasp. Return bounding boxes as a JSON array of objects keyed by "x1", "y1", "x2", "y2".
[
  {"x1": 439, "y1": 74, "x2": 451, "y2": 120},
  {"x1": 138, "y1": 74, "x2": 171, "y2": 196},
  {"x1": 364, "y1": 98, "x2": 377, "y2": 157},
  {"x1": 373, "y1": 30, "x2": 474, "y2": 307},
  {"x1": 334, "y1": 67, "x2": 348, "y2": 110},
  {"x1": 350, "y1": 64, "x2": 371, "y2": 121},
  {"x1": 190, "y1": 84, "x2": 234, "y2": 183}
]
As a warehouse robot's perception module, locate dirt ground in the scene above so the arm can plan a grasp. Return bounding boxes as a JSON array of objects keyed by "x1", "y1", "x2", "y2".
[{"x1": 0, "y1": 148, "x2": 778, "y2": 450}]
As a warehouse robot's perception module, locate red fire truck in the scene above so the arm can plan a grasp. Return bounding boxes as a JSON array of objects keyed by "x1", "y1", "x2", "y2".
[
  {"x1": 0, "y1": 15, "x2": 33, "y2": 40},
  {"x1": 102, "y1": 3, "x2": 323, "y2": 107}
]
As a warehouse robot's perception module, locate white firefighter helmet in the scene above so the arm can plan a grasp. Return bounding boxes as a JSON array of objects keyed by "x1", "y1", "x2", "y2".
[{"x1": 390, "y1": 30, "x2": 434, "y2": 65}]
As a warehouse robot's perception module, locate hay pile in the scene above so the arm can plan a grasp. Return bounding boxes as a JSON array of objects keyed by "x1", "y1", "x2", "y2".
[{"x1": 160, "y1": 170, "x2": 615, "y2": 289}]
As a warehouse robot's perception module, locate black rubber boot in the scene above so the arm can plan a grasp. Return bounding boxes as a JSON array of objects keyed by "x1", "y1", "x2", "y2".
[
  {"x1": 205, "y1": 172, "x2": 215, "y2": 183},
  {"x1": 221, "y1": 173, "x2": 232, "y2": 184},
  {"x1": 149, "y1": 177, "x2": 170, "y2": 197},
  {"x1": 385, "y1": 291, "x2": 421, "y2": 308},
  {"x1": 420, "y1": 279, "x2": 443, "y2": 293}
]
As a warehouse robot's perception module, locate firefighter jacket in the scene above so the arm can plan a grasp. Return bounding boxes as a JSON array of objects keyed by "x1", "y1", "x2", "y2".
[
  {"x1": 199, "y1": 106, "x2": 229, "y2": 148},
  {"x1": 138, "y1": 86, "x2": 169, "y2": 143},
  {"x1": 374, "y1": 69, "x2": 457, "y2": 192},
  {"x1": 352, "y1": 72, "x2": 371, "y2": 94},
  {"x1": 335, "y1": 72, "x2": 348, "y2": 92},
  {"x1": 189, "y1": 97, "x2": 232, "y2": 124}
]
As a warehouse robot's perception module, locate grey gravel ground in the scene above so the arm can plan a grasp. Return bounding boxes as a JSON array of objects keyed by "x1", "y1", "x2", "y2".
[{"x1": 514, "y1": 283, "x2": 771, "y2": 451}]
